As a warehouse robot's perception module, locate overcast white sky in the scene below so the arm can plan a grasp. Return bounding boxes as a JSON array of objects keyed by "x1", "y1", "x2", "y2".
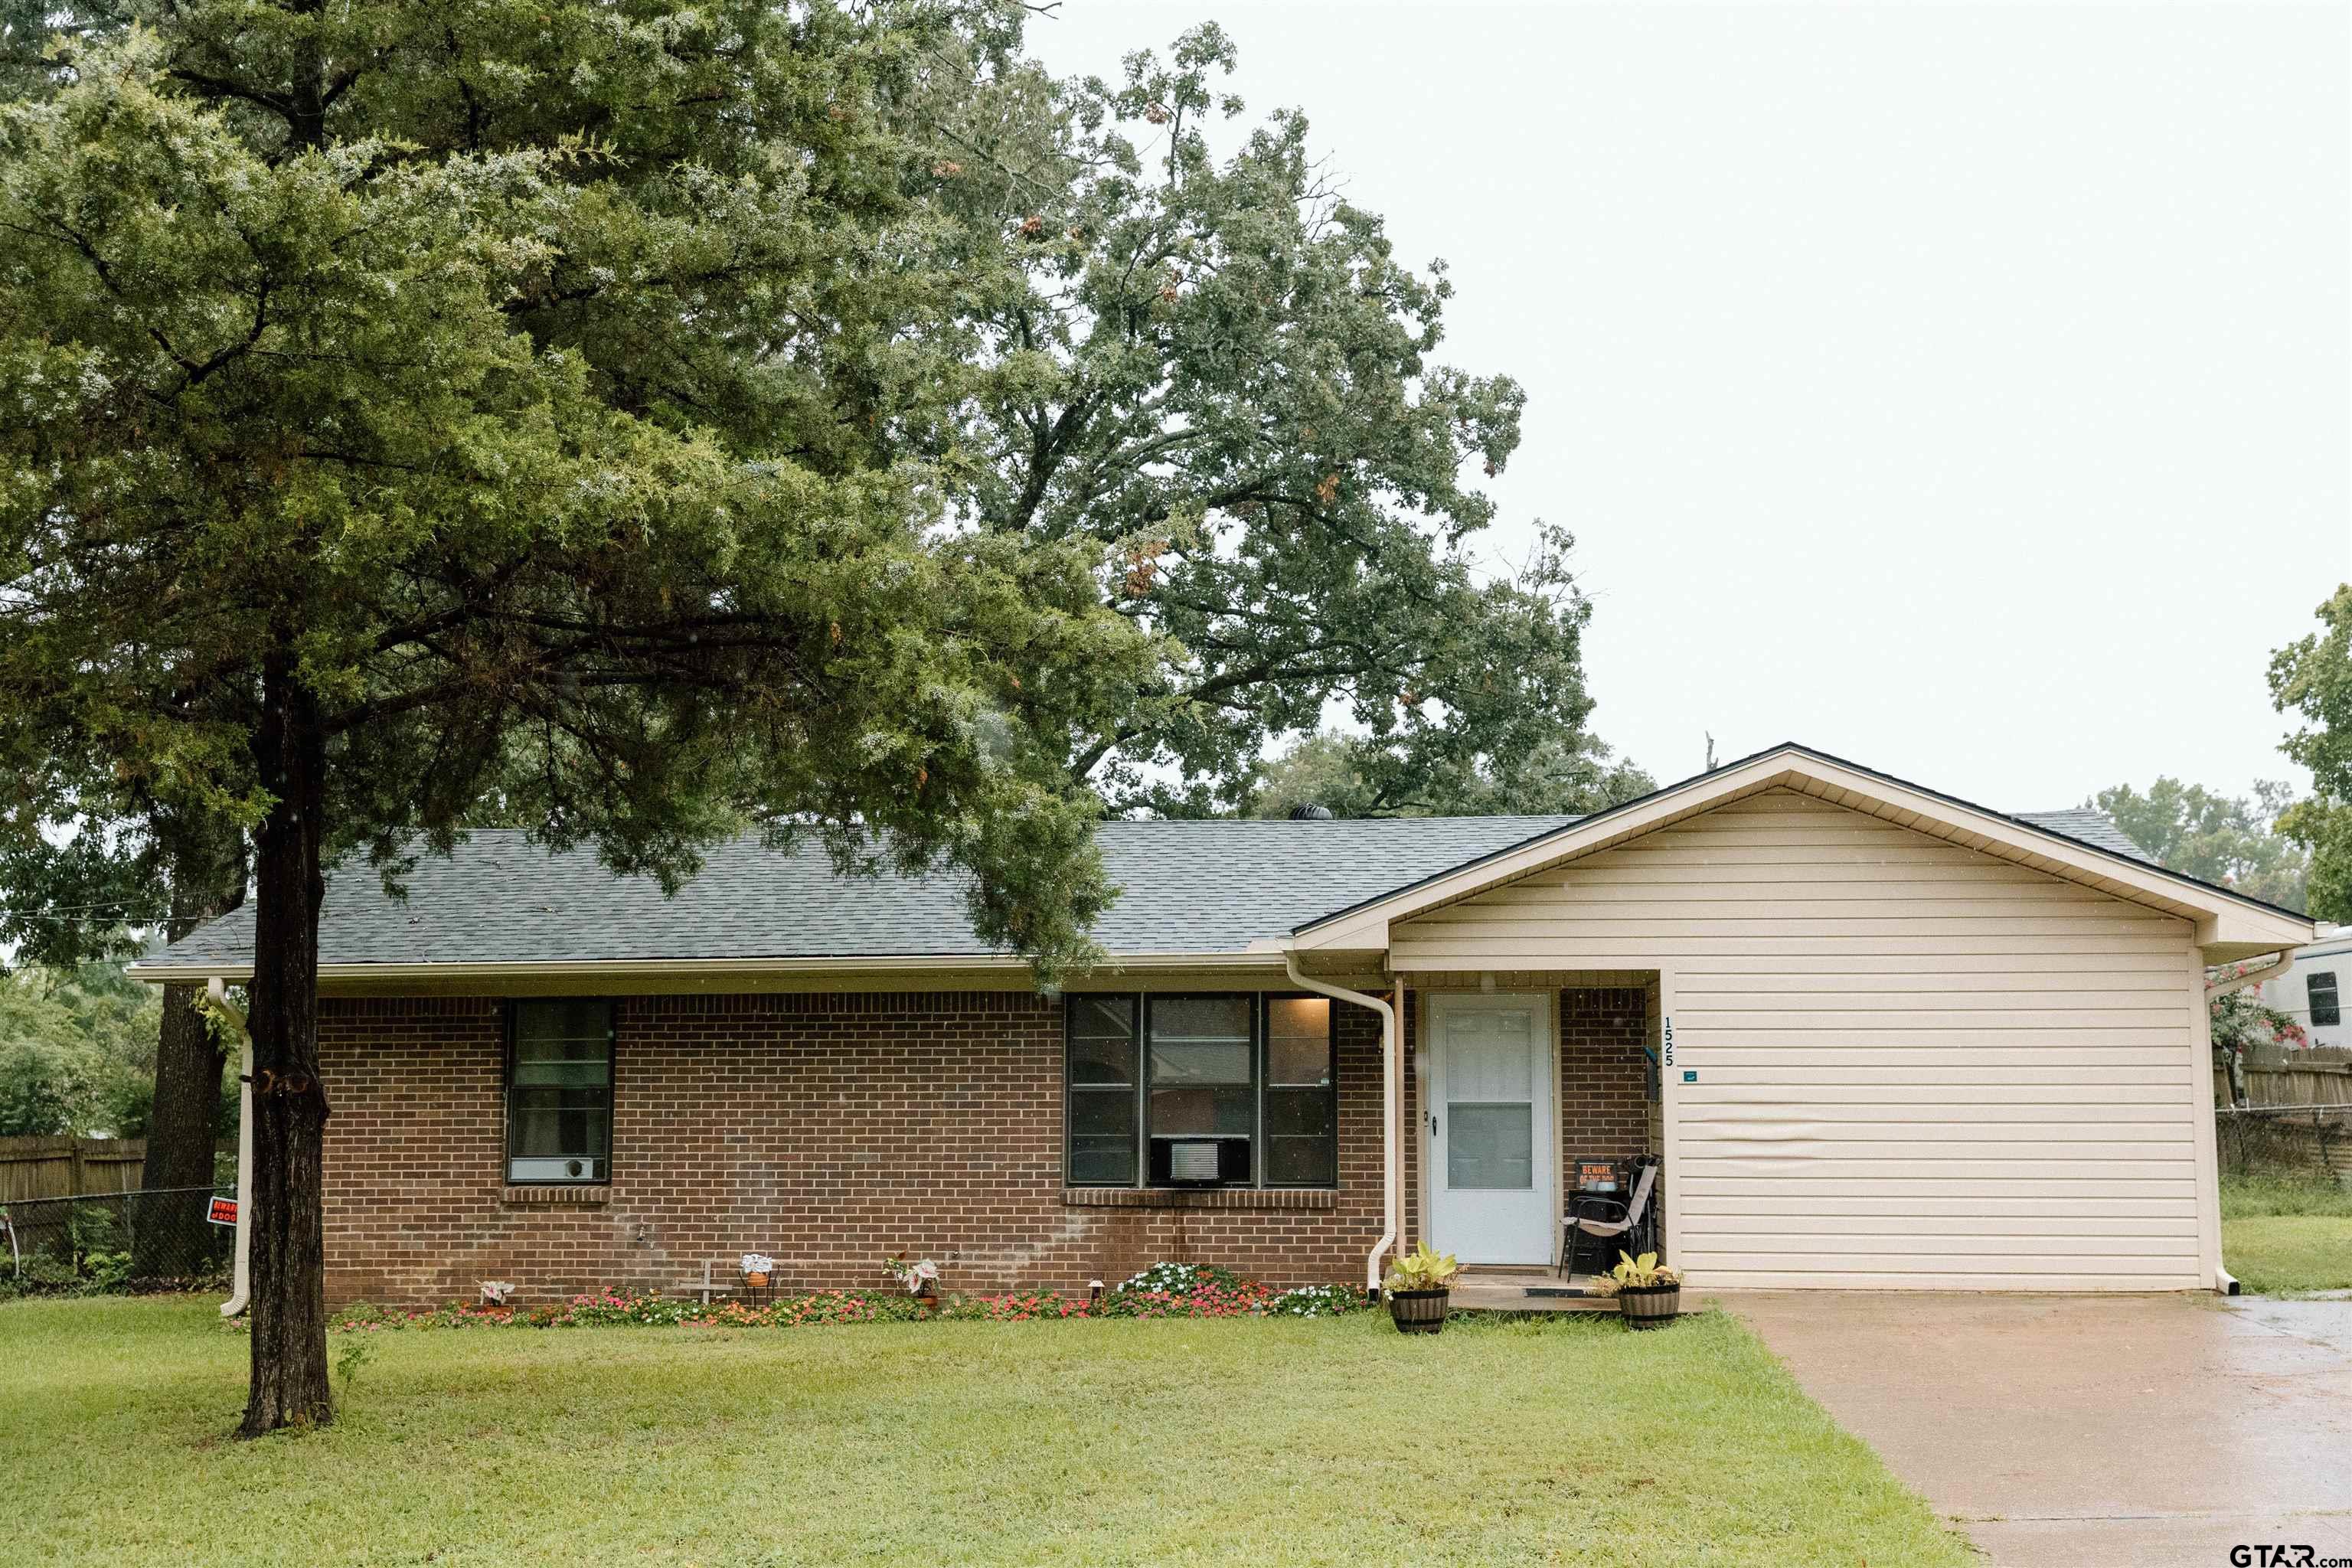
[{"x1": 1026, "y1": 1, "x2": 2350, "y2": 814}]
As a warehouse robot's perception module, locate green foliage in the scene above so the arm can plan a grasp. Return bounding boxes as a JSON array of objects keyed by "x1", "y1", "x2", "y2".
[
  {"x1": 934, "y1": 24, "x2": 1630, "y2": 815},
  {"x1": 0, "y1": 4, "x2": 1159, "y2": 979},
  {"x1": 1259, "y1": 1282, "x2": 1362, "y2": 1318},
  {"x1": 0, "y1": 1200, "x2": 168, "y2": 1298},
  {"x1": 332, "y1": 1337, "x2": 375, "y2": 1397},
  {"x1": 2220, "y1": 1173, "x2": 2352, "y2": 1221},
  {"x1": 0, "y1": 5, "x2": 1631, "y2": 950},
  {"x1": 2277, "y1": 796, "x2": 2352, "y2": 927},
  {"x1": 1242, "y1": 728, "x2": 1655, "y2": 818},
  {"x1": 1112, "y1": 1260, "x2": 1243, "y2": 1295},
  {"x1": 2220, "y1": 1176, "x2": 2352, "y2": 1296},
  {"x1": 2093, "y1": 779, "x2": 2307, "y2": 911},
  {"x1": 0, "y1": 1253, "x2": 85, "y2": 1298},
  {"x1": 2207, "y1": 968, "x2": 2306, "y2": 1056},
  {"x1": 0, "y1": 1297, "x2": 1978, "y2": 1566},
  {"x1": 1380, "y1": 1242, "x2": 1460, "y2": 1294},
  {"x1": 2270, "y1": 586, "x2": 2352, "y2": 923},
  {"x1": 1610, "y1": 1250, "x2": 1679, "y2": 1289},
  {"x1": 0, "y1": 963, "x2": 162, "y2": 1136}
]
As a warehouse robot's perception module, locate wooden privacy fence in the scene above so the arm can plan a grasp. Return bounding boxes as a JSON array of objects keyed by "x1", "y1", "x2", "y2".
[
  {"x1": 2213, "y1": 1045, "x2": 2352, "y2": 1183},
  {"x1": 2212, "y1": 1044, "x2": 2352, "y2": 1109},
  {"x1": 0, "y1": 1137, "x2": 148, "y2": 1204}
]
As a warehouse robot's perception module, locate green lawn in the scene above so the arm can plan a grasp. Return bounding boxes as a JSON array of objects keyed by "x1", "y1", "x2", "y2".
[
  {"x1": 0, "y1": 1297, "x2": 1968, "y2": 1568},
  {"x1": 2223, "y1": 1174, "x2": 2352, "y2": 1295}
]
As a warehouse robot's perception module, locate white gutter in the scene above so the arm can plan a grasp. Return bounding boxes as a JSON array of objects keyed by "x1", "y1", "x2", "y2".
[
  {"x1": 201, "y1": 978, "x2": 253, "y2": 1319},
  {"x1": 1285, "y1": 952, "x2": 1398, "y2": 1295},
  {"x1": 127, "y1": 949, "x2": 1298, "y2": 986},
  {"x1": 2205, "y1": 949, "x2": 2294, "y2": 999}
]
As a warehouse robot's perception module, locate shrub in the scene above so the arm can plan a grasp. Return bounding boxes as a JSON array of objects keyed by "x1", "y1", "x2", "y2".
[
  {"x1": 314, "y1": 1264, "x2": 1367, "y2": 1332},
  {"x1": 1113, "y1": 1261, "x2": 1243, "y2": 1296},
  {"x1": 326, "y1": 1288, "x2": 933, "y2": 1333},
  {"x1": 939, "y1": 1291, "x2": 1092, "y2": 1321},
  {"x1": 1260, "y1": 1282, "x2": 1362, "y2": 1318}
]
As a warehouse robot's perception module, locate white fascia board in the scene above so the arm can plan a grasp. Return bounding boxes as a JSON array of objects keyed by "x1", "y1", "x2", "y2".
[
  {"x1": 126, "y1": 949, "x2": 1294, "y2": 988},
  {"x1": 1290, "y1": 746, "x2": 2318, "y2": 955}
]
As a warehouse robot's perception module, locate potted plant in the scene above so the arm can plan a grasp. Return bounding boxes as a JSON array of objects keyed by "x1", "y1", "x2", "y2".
[
  {"x1": 1609, "y1": 1250, "x2": 1681, "y2": 1328},
  {"x1": 740, "y1": 1253, "x2": 775, "y2": 1289},
  {"x1": 884, "y1": 1252, "x2": 941, "y2": 1315},
  {"x1": 1380, "y1": 1243, "x2": 1460, "y2": 1334}
]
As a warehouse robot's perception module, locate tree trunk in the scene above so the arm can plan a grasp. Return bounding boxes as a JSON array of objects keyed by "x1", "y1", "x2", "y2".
[
  {"x1": 133, "y1": 818, "x2": 247, "y2": 1282},
  {"x1": 237, "y1": 654, "x2": 333, "y2": 1439},
  {"x1": 130, "y1": 984, "x2": 227, "y2": 1279}
]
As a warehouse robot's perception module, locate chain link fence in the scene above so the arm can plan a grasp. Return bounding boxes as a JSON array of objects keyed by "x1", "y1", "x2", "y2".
[
  {"x1": 2216, "y1": 1105, "x2": 2352, "y2": 1185},
  {"x1": 0, "y1": 1184, "x2": 235, "y2": 1295}
]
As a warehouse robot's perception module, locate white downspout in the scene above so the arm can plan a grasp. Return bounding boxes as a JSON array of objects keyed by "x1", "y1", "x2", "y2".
[
  {"x1": 1285, "y1": 952, "x2": 1398, "y2": 1295},
  {"x1": 2206, "y1": 949, "x2": 2295, "y2": 1116},
  {"x1": 203, "y1": 978, "x2": 254, "y2": 1318},
  {"x1": 2200, "y1": 949, "x2": 2293, "y2": 1291}
]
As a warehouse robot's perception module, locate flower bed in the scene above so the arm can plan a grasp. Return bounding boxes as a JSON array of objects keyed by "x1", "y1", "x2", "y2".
[{"x1": 326, "y1": 1267, "x2": 1365, "y2": 1332}]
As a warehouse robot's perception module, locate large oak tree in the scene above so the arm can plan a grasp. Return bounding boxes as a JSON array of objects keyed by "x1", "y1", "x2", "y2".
[{"x1": 928, "y1": 24, "x2": 1628, "y2": 813}]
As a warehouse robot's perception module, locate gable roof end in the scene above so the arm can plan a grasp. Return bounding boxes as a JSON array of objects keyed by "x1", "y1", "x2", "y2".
[{"x1": 1287, "y1": 741, "x2": 2314, "y2": 963}]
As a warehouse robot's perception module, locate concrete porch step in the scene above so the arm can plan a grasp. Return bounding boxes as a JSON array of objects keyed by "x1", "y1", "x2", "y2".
[{"x1": 1448, "y1": 1269, "x2": 1621, "y2": 1314}]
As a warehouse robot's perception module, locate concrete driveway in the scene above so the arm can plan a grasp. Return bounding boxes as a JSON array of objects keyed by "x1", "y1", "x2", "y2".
[{"x1": 1725, "y1": 1291, "x2": 2352, "y2": 1567}]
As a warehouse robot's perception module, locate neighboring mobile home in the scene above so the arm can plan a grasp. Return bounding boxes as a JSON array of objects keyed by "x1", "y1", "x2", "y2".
[
  {"x1": 2248, "y1": 926, "x2": 2352, "y2": 1051},
  {"x1": 133, "y1": 743, "x2": 2313, "y2": 1305}
]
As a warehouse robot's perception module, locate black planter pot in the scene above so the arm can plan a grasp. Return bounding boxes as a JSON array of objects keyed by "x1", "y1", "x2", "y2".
[
  {"x1": 1388, "y1": 1288, "x2": 1451, "y2": 1334},
  {"x1": 1616, "y1": 1283, "x2": 1681, "y2": 1329}
]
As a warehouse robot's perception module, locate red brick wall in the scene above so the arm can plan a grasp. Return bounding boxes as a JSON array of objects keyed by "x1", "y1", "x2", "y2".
[
  {"x1": 317, "y1": 991, "x2": 1389, "y2": 1308},
  {"x1": 318, "y1": 985, "x2": 1653, "y2": 1307},
  {"x1": 1558, "y1": 987, "x2": 1654, "y2": 1168}
]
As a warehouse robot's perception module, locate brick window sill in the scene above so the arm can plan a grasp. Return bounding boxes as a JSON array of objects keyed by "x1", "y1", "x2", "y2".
[
  {"x1": 1062, "y1": 1187, "x2": 1336, "y2": 1211},
  {"x1": 500, "y1": 1185, "x2": 609, "y2": 1207}
]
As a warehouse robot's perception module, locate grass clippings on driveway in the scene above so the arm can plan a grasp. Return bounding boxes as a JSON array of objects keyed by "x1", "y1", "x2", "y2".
[{"x1": 0, "y1": 1295, "x2": 1968, "y2": 1567}]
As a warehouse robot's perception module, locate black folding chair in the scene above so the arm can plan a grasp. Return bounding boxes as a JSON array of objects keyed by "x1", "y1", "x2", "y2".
[{"x1": 1560, "y1": 1154, "x2": 1660, "y2": 1282}]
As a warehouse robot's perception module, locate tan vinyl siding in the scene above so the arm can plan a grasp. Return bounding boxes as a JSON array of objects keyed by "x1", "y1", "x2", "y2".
[{"x1": 1393, "y1": 789, "x2": 2203, "y2": 1290}]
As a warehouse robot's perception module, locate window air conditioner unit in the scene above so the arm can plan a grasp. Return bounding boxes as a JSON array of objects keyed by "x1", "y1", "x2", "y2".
[
  {"x1": 511, "y1": 1156, "x2": 603, "y2": 1182},
  {"x1": 1168, "y1": 1141, "x2": 1220, "y2": 1183}
]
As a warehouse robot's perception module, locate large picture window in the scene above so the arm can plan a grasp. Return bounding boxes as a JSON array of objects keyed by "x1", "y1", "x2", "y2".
[
  {"x1": 1063, "y1": 994, "x2": 1336, "y2": 1190},
  {"x1": 507, "y1": 999, "x2": 614, "y2": 1183}
]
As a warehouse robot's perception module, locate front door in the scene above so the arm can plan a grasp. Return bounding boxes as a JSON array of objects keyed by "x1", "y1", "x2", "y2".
[{"x1": 1427, "y1": 992, "x2": 1555, "y2": 1265}]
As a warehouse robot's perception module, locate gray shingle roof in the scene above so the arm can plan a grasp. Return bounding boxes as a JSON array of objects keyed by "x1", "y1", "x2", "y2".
[
  {"x1": 155, "y1": 816, "x2": 1580, "y2": 968},
  {"x1": 149, "y1": 802, "x2": 2157, "y2": 971},
  {"x1": 2014, "y1": 809, "x2": 2156, "y2": 864}
]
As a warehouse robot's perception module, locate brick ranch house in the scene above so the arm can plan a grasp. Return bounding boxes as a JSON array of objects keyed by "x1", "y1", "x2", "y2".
[{"x1": 134, "y1": 743, "x2": 2311, "y2": 1308}]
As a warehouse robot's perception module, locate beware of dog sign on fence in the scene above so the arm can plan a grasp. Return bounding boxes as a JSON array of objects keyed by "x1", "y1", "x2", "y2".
[{"x1": 207, "y1": 1196, "x2": 237, "y2": 1227}]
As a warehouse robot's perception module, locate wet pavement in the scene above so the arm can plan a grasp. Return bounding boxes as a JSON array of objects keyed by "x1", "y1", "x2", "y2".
[{"x1": 1723, "y1": 1290, "x2": 2352, "y2": 1567}]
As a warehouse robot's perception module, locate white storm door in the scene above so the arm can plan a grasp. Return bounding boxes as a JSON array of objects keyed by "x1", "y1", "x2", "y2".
[{"x1": 1428, "y1": 993, "x2": 1555, "y2": 1265}]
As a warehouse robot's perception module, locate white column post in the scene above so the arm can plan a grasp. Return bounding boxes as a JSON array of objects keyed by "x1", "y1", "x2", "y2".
[{"x1": 1657, "y1": 969, "x2": 1682, "y2": 1269}]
